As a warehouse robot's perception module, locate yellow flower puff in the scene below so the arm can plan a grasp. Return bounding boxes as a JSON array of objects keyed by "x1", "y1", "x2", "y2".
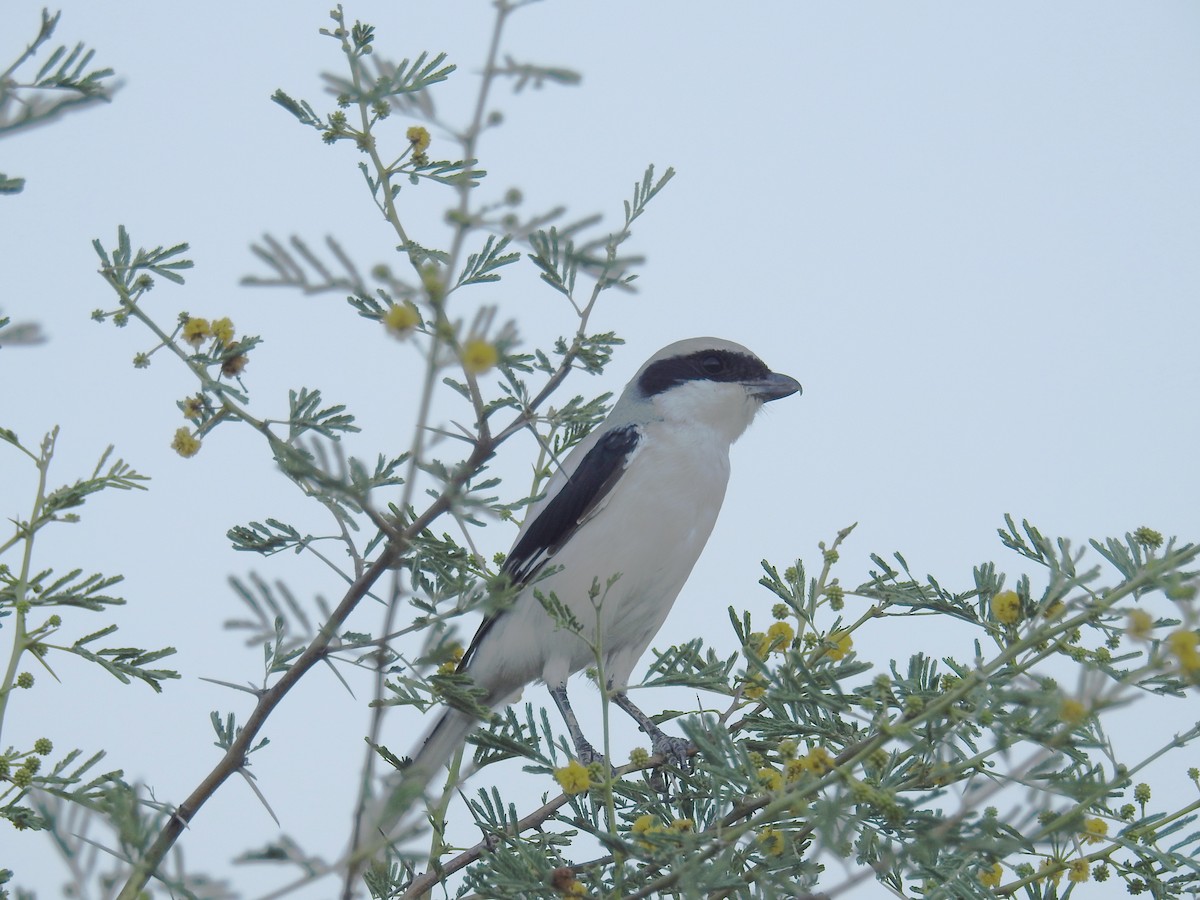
[
  {"x1": 757, "y1": 767, "x2": 784, "y2": 792},
  {"x1": 1127, "y1": 609, "x2": 1154, "y2": 639},
  {"x1": 804, "y1": 746, "x2": 834, "y2": 776},
  {"x1": 1037, "y1": 858, "x2": 1063, "y2": 886},
  {"x1": 171, "y1": 427, "x2": 201, "y2": 458},
  {"x1": 1081, "y1": 817, "x2": 1109, "y2": 844},
  {"x1": 436, "y1": 643, "x2": 463, "y2": 674},
  {"x1": 630, "y1": 813, "x2": 661, "y2": 850},
  {"x1": 383, "y1": 302, "x2": 421, "y2": 338},
  {"x1": 210, "y1": 317, "x2": 235, "y2": 343},
  {"x1": 553, "y1": 760, "x2": 591, "y2": 795},
  {"x1": 742, "y1": 674, "x2": 767, "y2": 700},
  {"x1": 631, "y1": 813, "x2": 659, "y2": 835},
  {"x1": 461, "y1": 338, "x2": 499, "y2": 375},
  {"x1": 977, "y1": 862, "x2": 1003, "y2": 888},
  {"x1": 766, "y1": 621, "x2": 795, "y2": 654},
  {"x1": 756, "y1": 826, "x2": 786, "y2": 857},
  {"x1": 181, "y1": 317, "x2": 211, "y2": 348},
  {"x1": 1068, "y1": 859, "x2": 1090, "y2": 883},
  {"x1": 784, "y1": 757, "x2": 808, "y2": 783},
  {"x1": 826, "y1": 631, "x2": 852, "y2": 661},
  {"x1": 1060, "y1": 697, "x2": 1087, "y2": 724},
  {"x1": 990, "y1": 591, "x2": 1022, "y2": 625},
  {"x1": 181, "y1": 396, "x2": 205, "y2": 420},
  {"x1": 406, "y1": 125, "x2": 431, "y2": 153},
  {"x1": 1167, "y1": 629, "x2": 1200, "y2": 671}
]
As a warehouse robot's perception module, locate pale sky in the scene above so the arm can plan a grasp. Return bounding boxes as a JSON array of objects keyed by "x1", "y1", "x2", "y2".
[{"x1": 3, "y1": 2, "x2": 1199, "y2": 897}]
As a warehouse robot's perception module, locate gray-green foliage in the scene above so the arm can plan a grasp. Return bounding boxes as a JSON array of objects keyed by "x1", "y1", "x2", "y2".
[
  {"x1": 3, "y1": 4, "x2": 1200, "y2": 900},
  {"x1": 0, "y1": 9, "x2": 117, "y2": 194},
  {"x1": 0, "y1": 427, "x2": 179, "y2": 889}
]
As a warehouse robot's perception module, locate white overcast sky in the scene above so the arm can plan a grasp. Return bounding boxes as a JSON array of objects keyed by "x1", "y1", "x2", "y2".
[{"x1": 3, "y1": 2, "x2": 1199, "y2": 897}]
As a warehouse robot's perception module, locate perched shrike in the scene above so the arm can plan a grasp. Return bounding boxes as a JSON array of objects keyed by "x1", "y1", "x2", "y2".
[{"x1": 409, "y1": 337, "x2": 801, "y2": 776}]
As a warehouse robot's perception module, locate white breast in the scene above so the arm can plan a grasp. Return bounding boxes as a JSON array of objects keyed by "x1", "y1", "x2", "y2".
[{"x1": 466, "y1": 423, "x2": 732, "y2": 697}]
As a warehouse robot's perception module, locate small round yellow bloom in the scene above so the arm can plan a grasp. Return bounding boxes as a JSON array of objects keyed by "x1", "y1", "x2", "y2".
[
  {"x1": 1127, "y1": 609, "x2": 1153, "y2": 639},
  {"x1": 766, "y1": 621, "x2": 795, "y2": 654},
  {"x1": 210, "y1": 317, "x2": 235, "y2": 343},
  {"x1": 756, "y1": 826, "x2": 786, "y2": 857},
  {"x1": 171, "y1": 427, "x2": 201, "y2": 458},
  {"x1": 804, "y1": 746, "x2": 835, "y2": 775},
  {"x1": 1133, "y1": 526, "x2": 1163, "y2": 549},
  {"x1": 181, "y1": 396, "x2": 205, "y2": 420},
  {"x1": 383, "y1": 302, "x2": 421, "y2": 338},
  {"x1": 406, "y1": 125, "x2": 431, "y2": 153},
  {"x1": 784, "y1": 757, "x2": 807, "y2": 783},
  {"x1": 757, "y1": 766, "x2": 784, "y2": 792},
  {"x1": 631, "y1": 813, "x2": 657, "y2": 835},
  {"x1": 1037, "y1": 858, "x2": 1063, "y2": 885},
  {"x1": 1060, "y1": 697, "x2": 1087, "y2": 724},
  {"x1": 742, "y1": 674, "x2": 767, "y2": 700},
  {"x1": 1167, "y1": 629, "x2": 1200, "y2": 671},
  {"x1": 826, "y1": 631, "x2": 853, "y2": 661},
  {"x1": 1068, "y1": 858, "x2": 1090, "y2": 883},
  {"x1": 461, "y1": 338, "x2": 499, "y2": 375},
  {"x1": 1082, "y1": 816, "x2": 1108, "y2": 844},
  {"x1": 630, "y1": 813, "x2": 661, "y2": 850},
  {"x1": 669, "y1": 818, "x2": 693, "y2": 832},
  {"x1": 978, "y1": 862, "x2": 1003, "y2": 888},
  {"x1": 181, "y1": 317, "x2": 211, "y2": 348},
  {"x1": 436, "y1": 643, "x2": 463, "y2": 675},
  {"x1": 1043, "y1": 599, "x2": 1066, "y2": 620},
  {"x1": 553, "y1": 759, "x2": 591, "y2": 795},
  {"x1": 990, "y1": 590, "x2": 1022, "y2": 625}
]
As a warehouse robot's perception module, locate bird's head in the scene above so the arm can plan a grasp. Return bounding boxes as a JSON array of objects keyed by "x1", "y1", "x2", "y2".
[{"x1": 618, "y1": 337, "x2": 802, "y2": 443}]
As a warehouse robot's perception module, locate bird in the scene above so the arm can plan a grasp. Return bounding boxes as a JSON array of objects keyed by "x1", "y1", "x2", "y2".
[{"x1": 408, "y1": 336, "x2": 801, "y2": 778}]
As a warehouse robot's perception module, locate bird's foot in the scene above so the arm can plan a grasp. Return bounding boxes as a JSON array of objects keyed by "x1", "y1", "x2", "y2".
[
  {"x1": 574, "y1": 740, "x2": 608, "y2": 770},
  {"x1": 651, "y1": 733, "x2": 694, "y2": 770}
]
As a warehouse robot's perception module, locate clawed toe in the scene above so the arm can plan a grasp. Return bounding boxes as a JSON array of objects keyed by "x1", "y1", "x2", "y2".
[
  {"x1": 652, "y1": 734, "x2": 694, "y2": 770},
  {"x1": 574, "y1": 741, "x2": 610, "y2": 772}
]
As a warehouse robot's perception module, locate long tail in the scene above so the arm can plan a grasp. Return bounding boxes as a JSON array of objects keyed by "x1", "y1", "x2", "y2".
[
  {"x1": 409, "y1": 706, "x2": 480, "y2": 779},
  {"x1": 363, "y1": 708, "x2": 480, "y2": 851}
]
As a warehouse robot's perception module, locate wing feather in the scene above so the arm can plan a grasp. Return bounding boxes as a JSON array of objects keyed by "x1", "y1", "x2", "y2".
[{"x1": 460, "y1": 424, "x2": 642, "y2": 668}]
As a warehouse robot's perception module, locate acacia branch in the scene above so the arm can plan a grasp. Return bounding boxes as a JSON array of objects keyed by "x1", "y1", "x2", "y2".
[{"x1": 114, "y1": 438, "x2": 493, "y2": 900}]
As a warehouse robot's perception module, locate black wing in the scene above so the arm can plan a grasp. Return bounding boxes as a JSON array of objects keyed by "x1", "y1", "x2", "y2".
[{"x1": 459, "y1": 423, "x2": 642, "y2": 668}]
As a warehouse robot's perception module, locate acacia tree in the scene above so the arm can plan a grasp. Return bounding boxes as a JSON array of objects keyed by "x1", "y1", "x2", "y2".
[{"x1": 3, "y1": 5, "x2": 1198, "y2": 900}]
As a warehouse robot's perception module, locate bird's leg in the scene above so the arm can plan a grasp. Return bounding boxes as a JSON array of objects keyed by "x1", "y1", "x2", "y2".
[
  {"x1": 612, "y1": 691, "x2": 693, "y2": 769},
  {"x1": 548, "y1": 684, "x2": 606, "y2": 767}
]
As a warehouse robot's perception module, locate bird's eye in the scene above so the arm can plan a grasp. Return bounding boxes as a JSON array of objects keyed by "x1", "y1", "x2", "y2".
[{"x1": 700, "y1": 355, "x2": 724, "y2": 374}]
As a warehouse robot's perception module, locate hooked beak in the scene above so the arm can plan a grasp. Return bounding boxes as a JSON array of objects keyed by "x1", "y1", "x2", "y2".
[{"x1": 746, "y1": 372, "x2": 802, "y2": 403}]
